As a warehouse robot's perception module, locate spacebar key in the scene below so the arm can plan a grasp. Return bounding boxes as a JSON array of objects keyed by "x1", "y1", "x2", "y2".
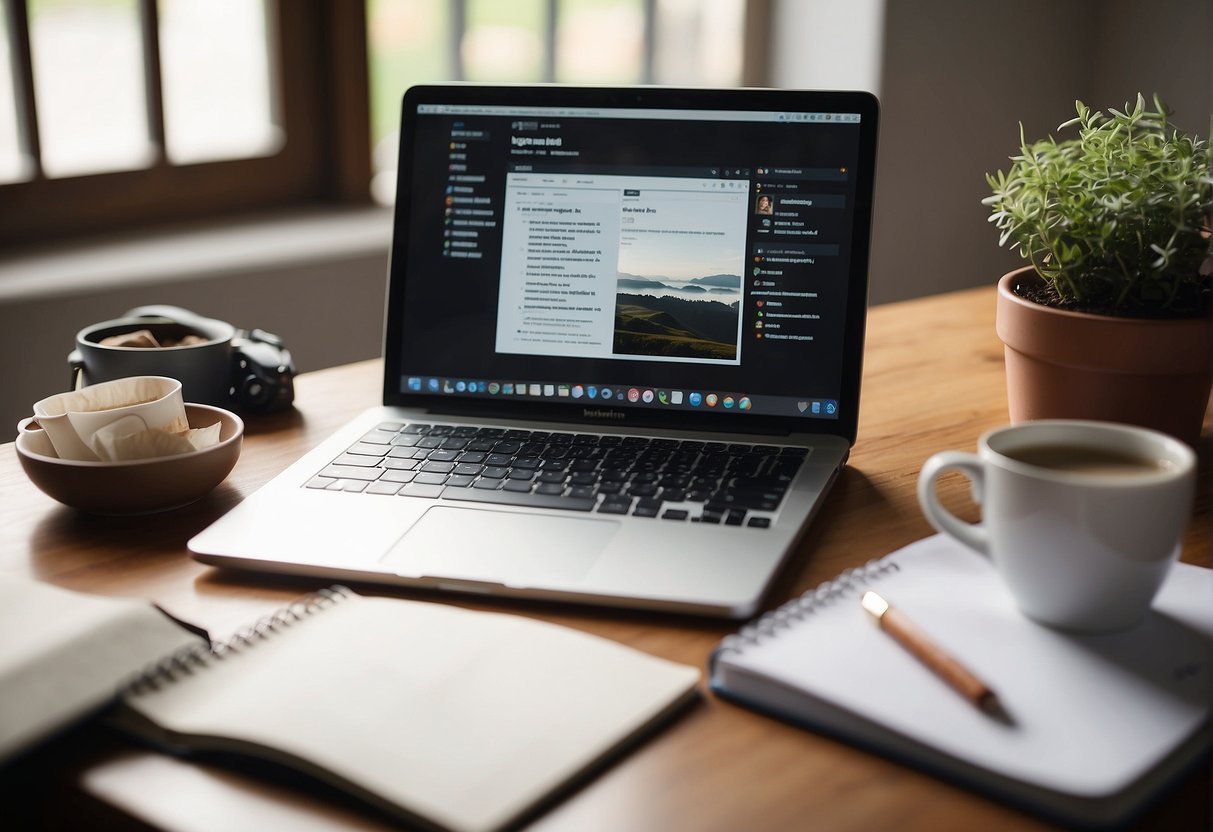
[{"x1": 441, "y1": 488, "x2": 595, "y2": 512}]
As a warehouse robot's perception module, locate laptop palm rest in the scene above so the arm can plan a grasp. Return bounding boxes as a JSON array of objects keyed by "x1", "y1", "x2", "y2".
[{"x1": 381, "y1": 506, "x2": 616, "y2": 587}]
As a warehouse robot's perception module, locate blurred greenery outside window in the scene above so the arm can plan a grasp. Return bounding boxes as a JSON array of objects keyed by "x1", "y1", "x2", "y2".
[{"x1": 367, "y1": 0, "x2": 748, "y2": 204}]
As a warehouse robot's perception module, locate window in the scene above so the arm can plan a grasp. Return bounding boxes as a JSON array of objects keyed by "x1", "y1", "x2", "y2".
[
  {"x1": 0, "y1": 1, "x2": 371, "y2": 247},
  {"x1": 0, "y1": 0, "x2": 767, "y2": 247},
  {"x1": 367, "y1": 0, "x2": 766, "y2": 203}
]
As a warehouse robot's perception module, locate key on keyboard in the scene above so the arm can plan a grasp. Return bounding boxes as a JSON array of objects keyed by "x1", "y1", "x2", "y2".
[{"x1": 305, "y1": 422, "x2": 806, "y2": 527}]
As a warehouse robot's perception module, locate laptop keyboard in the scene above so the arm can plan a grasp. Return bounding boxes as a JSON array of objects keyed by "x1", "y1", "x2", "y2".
[{"x1": 305, "y1": 422, "x2": 807, "y2": 528}]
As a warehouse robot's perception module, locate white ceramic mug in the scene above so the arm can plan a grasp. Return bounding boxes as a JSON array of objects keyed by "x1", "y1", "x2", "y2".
[
  {"x1": 29, "y1": 376, "x2": 187, "y2": 461},
  {"x1": 917, "y1": 420, "x2": 1196, "y2": 632}
]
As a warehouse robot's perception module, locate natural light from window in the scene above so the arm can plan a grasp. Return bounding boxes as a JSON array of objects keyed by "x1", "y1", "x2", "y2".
[
  {"x1": 159, "y1": 0, "x2": 280, "y2": 165},
  {"x1": 463, "y1": 0, "x2": 545, "y2": 82},
  {"x1": 30, "y1": 0, "x2": 152, "y2": 177},
  {"x1": 2, "y1": 0, "x2": 747, "y2": 203},
  {"x1": 367, "y1": 0, "x2": 745, "y2": 205},
  {"x1": 5, "y1": 0, "x2": 280, "y2": 182}
]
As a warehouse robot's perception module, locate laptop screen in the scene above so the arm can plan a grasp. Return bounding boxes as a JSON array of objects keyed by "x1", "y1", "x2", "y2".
[{"x1": 384, "y1": 86, "x2": 878, "y2": 442}]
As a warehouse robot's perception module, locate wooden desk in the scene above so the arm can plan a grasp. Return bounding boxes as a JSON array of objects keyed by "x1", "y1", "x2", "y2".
[{"x1": 2, "y1": 286, "x2": 1209, "y2": 831}]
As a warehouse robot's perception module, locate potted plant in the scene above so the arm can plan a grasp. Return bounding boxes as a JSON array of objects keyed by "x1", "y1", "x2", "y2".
[{"x1": 984, "y1": 94, "x2": 1212, "y2": 445}]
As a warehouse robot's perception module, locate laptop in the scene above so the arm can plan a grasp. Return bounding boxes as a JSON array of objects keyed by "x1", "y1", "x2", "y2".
[{"x1": 189, "y1": 85, "x2": 880, "y2": 619}]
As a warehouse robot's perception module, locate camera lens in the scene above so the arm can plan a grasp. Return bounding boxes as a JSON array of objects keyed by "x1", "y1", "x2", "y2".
[
  {"x1": 230, "y1": 333, "x2": 294, "y2": 413},
  {"x1": 241, "y1": 375, "x2": 270, "y2": 406}
]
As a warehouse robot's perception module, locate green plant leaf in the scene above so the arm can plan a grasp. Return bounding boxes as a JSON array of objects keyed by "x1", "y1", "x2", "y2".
[{"x1": 982, "y1": 93, "x2": 1211, "y2": 316}]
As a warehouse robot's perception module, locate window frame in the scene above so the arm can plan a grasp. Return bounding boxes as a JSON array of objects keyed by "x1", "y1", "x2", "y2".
[
  {"x1": 0, "y1": 0, "x2": 372, "y2": 248},
  {"x1": 0, "y1": 0, "x2": 770, "y2": 249}
]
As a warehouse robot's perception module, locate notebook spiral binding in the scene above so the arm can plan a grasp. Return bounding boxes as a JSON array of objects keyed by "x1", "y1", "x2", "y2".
[
  {"x1": 123, "y1": 586, "x2": 353, "y2": 696},
  {"x1": 718, "y1": 558, "x2": 901, "y2": 654}
]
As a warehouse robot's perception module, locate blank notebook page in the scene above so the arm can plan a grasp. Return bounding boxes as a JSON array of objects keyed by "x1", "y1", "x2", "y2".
[
  {"x1": 120, "y1": 595, "x2": 700, "y2": 832},
  {"x1": 712, "y1": 535, "x2": 1212, "y2": 798}
]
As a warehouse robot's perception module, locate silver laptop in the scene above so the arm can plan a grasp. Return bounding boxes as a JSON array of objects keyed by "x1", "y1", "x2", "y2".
[{"x1": 189, "y1": 85, "x2": 879, "y2": 618}]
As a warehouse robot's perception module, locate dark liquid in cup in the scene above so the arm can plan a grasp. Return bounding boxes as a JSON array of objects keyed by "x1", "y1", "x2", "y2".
[
  {"x1": 1004, "y1": 444, "x2": 1170, "y2": 477},
  {"x1": 93, "y1": 324, "x2": 208, "y2": 349}
]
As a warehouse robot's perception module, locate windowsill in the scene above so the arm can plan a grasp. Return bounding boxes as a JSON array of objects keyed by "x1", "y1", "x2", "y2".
[{"x1": 0, "y1": 205, "x2": 394, "y2": 303}]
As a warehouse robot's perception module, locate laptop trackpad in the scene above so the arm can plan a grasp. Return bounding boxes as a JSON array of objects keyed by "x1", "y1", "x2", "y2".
[{"x1": 381, "y1": 506, "x2": 615, "y2": 587}]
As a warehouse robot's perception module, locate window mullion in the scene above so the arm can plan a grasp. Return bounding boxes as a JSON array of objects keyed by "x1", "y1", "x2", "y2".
[
  {"x1": 741, "y1": 0, "x2": 772, "y2": 87},
  {"x1": 7, "y1": 0, "x2": 42, "y2": 179},
  {"x1": 543, "y1": 0, "x2": 557, "y2": 83},
  {"x1": 640, "y1": 0, "x2": 655, "y2": 84},
  {"x1": 449, "y1": 0, "x2": 465, "y2": 82},
  {"x1": 138, "y1": 0, "x2": 167, "y2": 166}
]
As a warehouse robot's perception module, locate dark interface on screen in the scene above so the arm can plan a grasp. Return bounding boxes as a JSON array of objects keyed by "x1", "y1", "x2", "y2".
[{"x1": 391, "y1": 95, "x2": 874, "y2": 425}]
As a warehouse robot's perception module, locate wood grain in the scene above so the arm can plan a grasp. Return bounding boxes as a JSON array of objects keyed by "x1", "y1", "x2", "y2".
[{"x1": 2, "y1": 286, "x2": 1208, "y2": 832}]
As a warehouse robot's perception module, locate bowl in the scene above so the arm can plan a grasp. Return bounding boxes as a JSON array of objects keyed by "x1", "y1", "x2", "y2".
[{"x1": 16, "y1": 403, "x2": 243, "y2": 514}]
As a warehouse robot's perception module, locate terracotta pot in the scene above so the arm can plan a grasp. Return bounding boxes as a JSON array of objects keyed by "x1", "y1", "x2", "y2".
[{"x1": 995, "y1": 266, "x2": 1212, "y2": 446}]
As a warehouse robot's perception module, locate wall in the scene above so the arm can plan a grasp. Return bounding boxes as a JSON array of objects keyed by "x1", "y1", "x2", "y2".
[
  {"x1": 1090, "y1": 0, "x2": 1211, "y2": 136},
  {"x1": 0, "y1": 211, "x2": 391, "y2": 433},
  {"x1": 772, "y1": 0, "x2": 1211, "y2": 306},
  {"x1": 869, "y1": 0, "x2": 1099, "y2": 303}
]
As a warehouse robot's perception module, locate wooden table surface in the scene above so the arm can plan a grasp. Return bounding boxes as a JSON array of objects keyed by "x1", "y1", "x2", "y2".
[{"x1": 2, "y1": 285, "x2": 1209, "y2": 831}]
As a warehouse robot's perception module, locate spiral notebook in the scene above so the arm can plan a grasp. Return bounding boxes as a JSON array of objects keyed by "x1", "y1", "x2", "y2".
[
  {"x1": 1, "y1": 576, "x2": 698, "y2": 832},
  {"x1": 709, "y1": 535, "x2": 1213, "y2": 829},
  {"x1": 102, "y1": 587, "x2": 700, "y2": 832}
]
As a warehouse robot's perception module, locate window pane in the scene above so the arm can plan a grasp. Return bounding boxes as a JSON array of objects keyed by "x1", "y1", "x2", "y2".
[
  {"x1": 369, "y1": 0, "x2": 449, "y2": 146},
  {"x1": 0, "y1": 10, "x2": 29, "y2": 182},
  {"x1": 463, "y1": 0, "x2": 544, "y2": 82},
  {"x1": 655, "y1": 0, "x2": 743, "y2": 86},
  {"x1": 367, "y1": 0, "x2": 450, "y2": 204},
  {"x1": 29, "y1": 0, "x2": 152, "y2": 177},
  {"x1": 556, "y1": 0, "x2": 644, "y2": 84},
  {"x1": 159, "y1": 0, "x2": 279, "y2": 165}
]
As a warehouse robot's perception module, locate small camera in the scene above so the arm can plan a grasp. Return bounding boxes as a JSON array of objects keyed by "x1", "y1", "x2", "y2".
[{"x1": 231, "y1": 328, "x2": 295, "y2": 413}]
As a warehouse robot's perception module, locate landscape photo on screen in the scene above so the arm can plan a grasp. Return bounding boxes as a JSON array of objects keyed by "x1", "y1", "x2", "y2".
[{"x1": 612, "y1": 188, "x2": 745, "y2": 363}]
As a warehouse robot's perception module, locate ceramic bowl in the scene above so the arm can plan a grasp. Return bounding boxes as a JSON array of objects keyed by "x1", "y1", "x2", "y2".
[{"x1": 16, "y1": 403, "x2": 243, "y2": 514}]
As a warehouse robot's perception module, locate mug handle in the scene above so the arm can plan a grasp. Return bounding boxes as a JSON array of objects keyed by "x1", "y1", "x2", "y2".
[
  {"x1": 916, "y1": 451, "x2": 989, "y2": 555},
  {"x1": 68, "y1": 349, "x2": 86, "y2": 390}
]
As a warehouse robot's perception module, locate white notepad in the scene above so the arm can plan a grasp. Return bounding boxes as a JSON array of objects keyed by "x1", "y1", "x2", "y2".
[
  {"x1": 710, "y1": 535, "x2": 1212, "y2": 828},
  {"x1": 110, "y1": 588, "x2": 701, "y2": 832}
]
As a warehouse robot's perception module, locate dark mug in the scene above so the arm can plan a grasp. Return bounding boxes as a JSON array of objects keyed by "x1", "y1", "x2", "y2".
[{"x1": 69, "y1": 306, "x2": 236, "y2": 407}]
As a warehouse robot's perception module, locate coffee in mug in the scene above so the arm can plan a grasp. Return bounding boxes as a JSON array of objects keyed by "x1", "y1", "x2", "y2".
[
  {"x1": 917, "y1": 420, "x2": 1196, "y2": 632},
  {"x1": 1000, "y1": 444, "x2": 1171, "y2": 477},
  {"x1": 70, "y1": 308, "x2": 235, "y2": 407}
]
